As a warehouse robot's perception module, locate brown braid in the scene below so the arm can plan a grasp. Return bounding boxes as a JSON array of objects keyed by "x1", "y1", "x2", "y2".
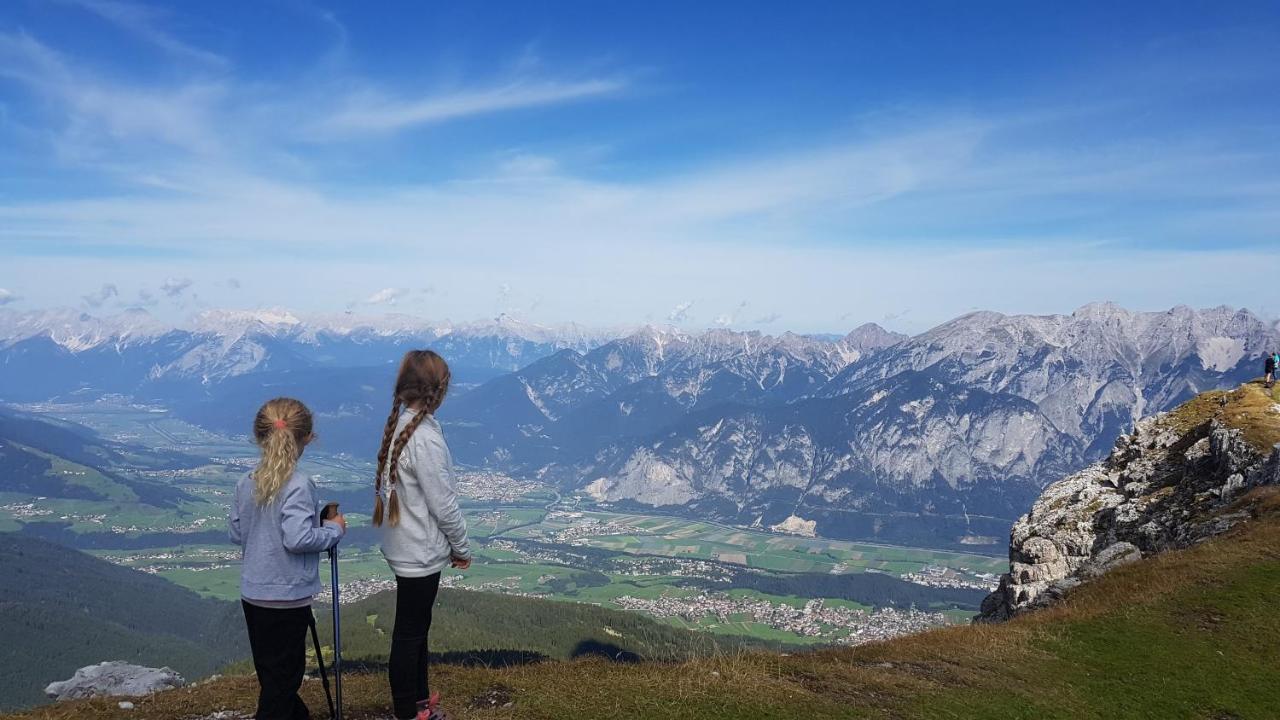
[
  {"x1": 372, "y1": 398, "x2": 402, "y2": 527},
  {"x1": 373, "y1": 349, "x2": 451, "y2": 528},
  {"x1": 384, "y1": 409, "x2": 429, "y2": 526}
]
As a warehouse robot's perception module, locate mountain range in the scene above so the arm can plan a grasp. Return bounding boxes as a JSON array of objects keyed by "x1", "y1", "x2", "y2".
[{"x1": 2, "y1": 303, "x2": 1277, "y2": 547}]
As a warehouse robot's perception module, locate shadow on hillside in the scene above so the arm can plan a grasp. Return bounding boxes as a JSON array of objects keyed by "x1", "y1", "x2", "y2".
[
  {"x1": 570, "y1": 640, "x2": 641, "y2": 663},
  {"x1": 328, "y1": 642, "x2": 640, "y2": 675},
  {"x1": 333, "y1": 649, "x2": 550, "y2": 673}
]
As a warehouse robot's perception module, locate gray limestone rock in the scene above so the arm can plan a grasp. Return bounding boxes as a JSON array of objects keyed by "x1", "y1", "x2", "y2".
[
  {"x1": 977, "y1": 404, "x2": 1280, "y2": 623},
  {"x1": 45, "y1": 661, "x2": 185, "y2": 701}
]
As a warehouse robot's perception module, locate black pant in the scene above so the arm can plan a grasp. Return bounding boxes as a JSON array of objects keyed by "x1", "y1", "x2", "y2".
[
  {"x1": 389, "y1": 573, "x2": 442, "y2": 719},
  {"x1": 242, "y1": 600, "x2": 313, "y2": 720}
]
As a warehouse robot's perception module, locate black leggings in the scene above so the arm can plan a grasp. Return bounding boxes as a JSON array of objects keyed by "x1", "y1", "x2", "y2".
[
  {"x1": 389, "y1": 573, "x2": 442, "y2": 719},
  {"x1": 241, "y1": 601, "x2": 312, "y2": 720}
]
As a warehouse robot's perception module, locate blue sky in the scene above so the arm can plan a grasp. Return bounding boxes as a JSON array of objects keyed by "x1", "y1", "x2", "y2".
[{"x1": 1, "y1": 0, "x2": 1278, "y2": 332}]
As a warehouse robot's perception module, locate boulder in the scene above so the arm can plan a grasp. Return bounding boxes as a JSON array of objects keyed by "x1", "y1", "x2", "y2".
[{"x1": 45, "y1": 661, "x2": 185, "y2": 701}]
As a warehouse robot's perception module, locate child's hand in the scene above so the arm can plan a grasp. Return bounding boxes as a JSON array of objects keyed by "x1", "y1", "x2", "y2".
[
  {"x1": 450, "y1": 555, "x2": 471, "y2": 570},
  {"x1": 329, "y1": 513, "x2": 347, "y2": 533}
]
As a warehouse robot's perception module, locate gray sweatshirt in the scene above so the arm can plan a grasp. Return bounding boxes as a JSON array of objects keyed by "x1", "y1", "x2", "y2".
[
  {"x1": 380, "y1": 409, "x2": 470, "y2": 577},
  {"x1": 229, "y1": 470, "x2": 344, "y2": 601}
]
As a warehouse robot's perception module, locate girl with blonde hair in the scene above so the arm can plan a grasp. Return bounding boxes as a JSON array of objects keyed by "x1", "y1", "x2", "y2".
[
  {"x1": 230, "y1": 397, "x2": 346, "y2": 720},
  {"x1": 374, "y1": 350, "x2": 470, "y2": 720}
]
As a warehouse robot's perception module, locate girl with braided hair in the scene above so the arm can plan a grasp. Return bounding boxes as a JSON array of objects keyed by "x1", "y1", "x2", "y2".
[
  {"x1": 229, "y1": 397, "x2": 346, "y2": 720},
  {"x1": 374, "y1": 350, "x2": 470, "y2": 720}
]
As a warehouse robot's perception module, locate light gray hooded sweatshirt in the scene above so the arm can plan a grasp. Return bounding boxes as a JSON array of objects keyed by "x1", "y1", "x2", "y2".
[
  {"x1": 229, "y1": 470, "x2": 344, "y2": 601},
  {"x1": 380, "y1": 408, "x2": 471, "y2": 577}
]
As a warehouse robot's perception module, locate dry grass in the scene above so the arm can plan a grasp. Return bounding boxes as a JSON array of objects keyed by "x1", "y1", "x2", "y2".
[{"x1": 1168, "y1": 382, "x2": 1280, "y2": 454}]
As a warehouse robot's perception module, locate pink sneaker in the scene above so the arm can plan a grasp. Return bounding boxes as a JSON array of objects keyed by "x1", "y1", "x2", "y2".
[{"x1": 415, "y1": 693, "x2": 450, "y2": 720}]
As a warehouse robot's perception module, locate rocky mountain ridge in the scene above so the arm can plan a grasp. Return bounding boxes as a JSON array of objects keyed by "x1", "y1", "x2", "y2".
[
  {"x1": 0, "y1": 307, "x2": 621, "y2": 383},
  {"x1": 978, "y1": 382, "x2": 1280, "y2": 621},
  {"x1": 569, "y1": 305, "x2": 1279, "y2": 544}
]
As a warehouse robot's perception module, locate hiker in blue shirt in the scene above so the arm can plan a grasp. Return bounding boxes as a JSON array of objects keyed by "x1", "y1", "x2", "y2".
[
  {"x1": 1266, "y1": 353, "x2": 1277, "y2": 389},
  {"x1": 229, "y1": 397, "x2": 346, "y2": 720}
]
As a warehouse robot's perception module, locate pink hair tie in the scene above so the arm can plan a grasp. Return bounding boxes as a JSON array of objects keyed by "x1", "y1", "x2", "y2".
[{"x1": 272, "y1": 419, "x2": 287, "y2": 430}]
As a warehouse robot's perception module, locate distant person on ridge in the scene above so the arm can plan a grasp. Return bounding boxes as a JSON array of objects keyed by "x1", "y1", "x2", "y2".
[
  {"x1": 1266, "y1": 352, "x2": 1277, "y2": 389},
  {"x1": 229, "y1": 397, "x2": 347, "y2": 720},
  {"x1": 373, "y1": 350, "x2": 471, "y2": 720}
]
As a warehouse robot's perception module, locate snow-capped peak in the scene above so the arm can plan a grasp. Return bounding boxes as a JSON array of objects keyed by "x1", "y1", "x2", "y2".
[
  {"x1": 0, "y1": 307, "x2": 171, "y2": 351},
  {"x1": 193, "y1": 308, "x2": 303, "y2": 336}
]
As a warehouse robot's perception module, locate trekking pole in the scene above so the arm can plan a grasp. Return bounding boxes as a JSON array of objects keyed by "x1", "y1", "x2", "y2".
[
  {"x1": 321, "y1": 502, "x2": 344, "y2": 720},
  {"x1": 308, "y1": 612, "x2": 336, "y2": 720},
  {"x1": 330, "y1": 544, "x2": 343, "y2": 720}
]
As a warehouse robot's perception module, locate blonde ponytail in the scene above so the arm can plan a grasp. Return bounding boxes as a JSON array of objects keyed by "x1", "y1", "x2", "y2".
[
  {"x1": 252, "y1": 398, "x2": 314, "y2": 505},
  {"x1": 255, "y1": 428, "x2": 298, "y2": 504}
]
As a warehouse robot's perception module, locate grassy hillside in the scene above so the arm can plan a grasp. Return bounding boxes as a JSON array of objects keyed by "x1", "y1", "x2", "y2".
[
  {"x1": 0, "y1": 406, "x2": 197, "y2": 507},
  {"x1": 11, "y1": 484, "x2": 1280, "y2": 719},
  {"x1": 0, "y1": 534, "x2": 248, "y2": 712}
]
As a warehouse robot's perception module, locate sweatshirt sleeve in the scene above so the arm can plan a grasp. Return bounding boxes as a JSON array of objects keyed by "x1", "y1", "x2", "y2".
[
  {"x1": 280, "y1": 477, "x2": 344, "y2": 554},
  {"x1": 415, "y1": 433, "x2": 470, "y2": 560},
  {"x1": 228, "y1": 478, "x2": 243, "y2": 546}
]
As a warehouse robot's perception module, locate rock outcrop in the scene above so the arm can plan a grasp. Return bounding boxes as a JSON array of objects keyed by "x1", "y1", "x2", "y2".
[
  {"x1": 978, "y1": 385, "x2": 1280, "y2": 622},
  {"x1": 45, "y1": 661, "x2": 185, "y2": 701}
]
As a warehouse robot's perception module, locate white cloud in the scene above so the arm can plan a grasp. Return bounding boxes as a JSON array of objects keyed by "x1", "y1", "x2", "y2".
[
  {"x1": 498, "y1": 153, "x2": 559, "y2": 176},
  {"x1": 0, "y1": 31, "x2": 226, "y2": 158},
  {"x1": 714, "y1": 301, "x2": 749, "y2": 326},
  {"x1": 160, "y1": 277, "x2": 193, "y2": 297},
  {"x1": 364, "y1": 287, "x2": 407, "y2": 305},
  {"x1": 668, "y1": 301, "x2": 695, "y2": 323},
  {"x1": 752, "y1": 313, "x2": 782, "y2": 325},
  {"x1": 53, "y1": 0, "x2": 229, "y2": 68},
  {"x1": 81, "y1": 283, "x2": 118, "y2": 308},
  {"x1": 0, "y1": 288, "x2": 19, "y2": 305},
  {"x1": 315, "y1": 78, "x2": 625, "y2": 136}
]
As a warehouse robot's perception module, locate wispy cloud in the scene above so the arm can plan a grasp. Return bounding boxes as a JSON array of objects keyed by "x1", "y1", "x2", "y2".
[
  {"x1": 668, "y1": 301, "x2": 695, "y2": 323},
  {"x1": 315, "y1": 78, "x2": 625, "y2": 136},
  {"x1": 133, "y1": 289, "x2": 157, "y2": 307},
  {"x1": 714, "y1": 300, "x2": 749, "y2": 327},
  {"x1": 160, "y1": 277, "x2": 193, "y2": 297},
  {"x1": 0, "y1": 288, "x2": 19, "y2": 306},
  {"x1": 53, "y1": 0, "x2": 229, "y2": 68},
  {"x1": 0, "y1": 30, "x2": 226, "y2": 158},
  {"x1": 81, "y1": 283, "x2": 118, "y2": 308}
]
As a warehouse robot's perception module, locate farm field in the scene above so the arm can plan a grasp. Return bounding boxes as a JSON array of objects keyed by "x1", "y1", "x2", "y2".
[{"x1": 507, "y1": 510, "x2": 1006, "y2": 578}]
